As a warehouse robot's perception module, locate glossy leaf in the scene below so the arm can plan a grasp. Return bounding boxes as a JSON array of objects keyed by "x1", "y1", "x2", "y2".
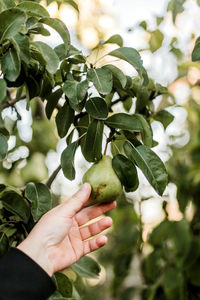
[
  {"x1": 32, "y1": 41, "x2": 59, "y2": 74},
  {"x1": 63, "y1": 79, "x2": 88, "y2": 112},
  {"x1": 64, "y1": 0, "x2": 79, "y2": 13},
  {"x1": 108, "y1": 47, "x2": 148, "y2": 85},
  {"x1": 40, "y1": 17, "x2": 70, "y2": 53},
  {"x1": 105, "y1": 113, "x2": 142, "y2": 131},
  {"x1": 46, "y1": 88, "x2": 63, "y2": 119},
  {"x1": 0, "y1": 8, "x2": 26, "y2": 42},
  {"x1": 0, "y1": 79, "x2": 6, "y2": 103},
  {"x1": 0, "y1": 0, "x2": 15, "y2": 13},
  {"x1": 54, "y1": 43, "x2": 68, "y2": 61},
  {"x1": 167, "y1": 0, "x2": 185, "y2": 23},
  {"x1": 0, "y1": 189, "x2": 30, "y2": 223},
  {"x1": 0, "y1": 232, "x2": 9, "y2": 259},
  {"x1": 85, "y1": 97, "x2": 108, "y2": 120},
  {"x1": 123, "y1": 96, "x2": 132, "y2": 112},
  {"x1": 149, "y1": 29, "x2": 164, "y2": 53},
  {"x1": 10, "y1": 33, "x2": 30, "y2": 64},
  {"x1": 61, "y1": 141, "x2": 79, "y2": 180},
  {"x1": 71, "y1": 256, "x2": 101, "y2": 279},
  {"x1": 87, "y1": 68, "x2": 113, "y2": 95},
  {"x1": 192, "y1": 37, "x2": 200, "y2": 62},
  {"x1": 163, "y1": 268, "x2": 184, "y2": 300},
  {"x1": 103, "y1": 34, "x2": 123, "y2": 47},
  {"x1": 56, "y1": 103, "x2": 74, "y2": 138},
  {"x1": 25, "y1": 183, "x2": 52, "y2": 222},
  {"x1": 124, "y1": 142, "x2": 168, "y2": 195},
  {"x1": 1, "y1": 47, "x2": 21, "y2": 82},
  {"x1": 17, "y1": 1, "x2": 49, "y2": 17},
  {"x1": 0, "y1": 133, "x2": 8, "y2": 160},
  {"x1": 135, "y1": 114, "x2": 153, "y2": 147},
  {"x1": 53, "y1": 272, "x2": 73, "y2": 298},
  {"x1": 112, "y1": 154, "x2": 139, "y2": 192},
  {"x1": 82, "y1": 120, "x2": 104, "y2": 162},
  {"x1": 153, "y1": 110, "x2": 174, "y2": 129},
  {"x1": 103, "y1": 64, "x2": 127, "y2": 88}
]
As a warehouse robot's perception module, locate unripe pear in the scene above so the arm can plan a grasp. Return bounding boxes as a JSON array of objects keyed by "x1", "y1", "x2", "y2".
[{"x1": 82, "y1": 155, "x2": 122, "y2": 203}]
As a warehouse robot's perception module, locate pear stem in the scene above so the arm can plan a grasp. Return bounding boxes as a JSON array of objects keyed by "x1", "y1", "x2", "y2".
[{"x1": 46, "y1": 165, "x2": 62, "y2": 189}]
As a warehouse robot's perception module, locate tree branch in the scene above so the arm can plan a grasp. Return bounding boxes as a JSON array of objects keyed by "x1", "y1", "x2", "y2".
[
  {"x1": 2, "y1": 94, "x2": 26, "y2": 109},
  {"x1": 46, "y1": 165, "x2": 62, "y2": 189}
]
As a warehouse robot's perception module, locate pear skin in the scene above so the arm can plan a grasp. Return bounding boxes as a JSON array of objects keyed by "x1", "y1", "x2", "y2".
[{"x1": 83, "y1": 155, "x2": 122, "y2": 203}]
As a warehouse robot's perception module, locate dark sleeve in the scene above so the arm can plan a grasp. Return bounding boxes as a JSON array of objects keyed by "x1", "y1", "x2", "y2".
[{"x1": 0, "y1": 247, "x2": 56, "y2": 300}]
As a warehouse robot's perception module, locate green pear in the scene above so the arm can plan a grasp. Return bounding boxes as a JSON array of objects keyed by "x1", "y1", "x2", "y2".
[{"x1": 82, "y1": 155, "x2": 122, "y2": 203}]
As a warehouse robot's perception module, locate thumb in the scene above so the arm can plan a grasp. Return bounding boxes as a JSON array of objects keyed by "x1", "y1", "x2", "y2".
[{"x1": 63, "y1": 183, "x2": 91, "y2": 217}]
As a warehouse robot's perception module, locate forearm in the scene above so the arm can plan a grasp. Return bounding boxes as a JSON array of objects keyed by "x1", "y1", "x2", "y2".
[{"x1": 0, "y1": 247, "x2": 55, "y2": 300}]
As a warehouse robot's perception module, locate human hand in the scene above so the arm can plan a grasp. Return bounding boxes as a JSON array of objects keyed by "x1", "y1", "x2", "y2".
[{"x1": 17, "y1": 183, "x2": 116, "y2": 277}]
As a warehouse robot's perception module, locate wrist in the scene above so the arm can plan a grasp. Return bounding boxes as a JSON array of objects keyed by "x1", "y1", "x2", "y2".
[{"x1": 17, "y1": 239, "x2": 54, "y2": 277}]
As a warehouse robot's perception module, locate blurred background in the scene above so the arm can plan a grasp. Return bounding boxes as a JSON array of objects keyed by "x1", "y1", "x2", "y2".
[{"x1": 2, "y1": 0, "x2": 200, "y2": 299}]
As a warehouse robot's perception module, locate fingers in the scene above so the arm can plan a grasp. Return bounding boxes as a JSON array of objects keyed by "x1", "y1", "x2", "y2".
[
  {"x1": 80, "y1": 216, "x2": 112, "y2": 241},
  {"x1": 83, "y1": 235, "x2": 108, "y2": 255},
  {"x1": 75, "y1": 201, "x2": 116, "y2": 226},
  {"x1": 63, "y1": 183, "x2": 91, "y2": 217}
]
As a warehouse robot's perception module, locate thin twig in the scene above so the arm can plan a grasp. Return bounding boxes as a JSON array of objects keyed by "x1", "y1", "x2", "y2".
[
  {"x1": 2, "y1": 94, "x2": 26, "y2": 109},
  {"x1": 46, "y1": 165, "x2": 62, "y2": 189},
  {"x1": 103, "y1": 129, "x2": 115, "y2": 155}
]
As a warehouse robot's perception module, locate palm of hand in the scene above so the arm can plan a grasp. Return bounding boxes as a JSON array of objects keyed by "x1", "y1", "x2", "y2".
[{"x1": 44, "y1": 202, "x2": 115, "y2": 274}]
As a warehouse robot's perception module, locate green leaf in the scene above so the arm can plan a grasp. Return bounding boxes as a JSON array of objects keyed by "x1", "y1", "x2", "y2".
[
  {"x1": 149, "y1": 219, "x2": 190, "y2": 260},
  {"x1": 153, "y1": 110, "x2": 174, "y2": 130},
  {"x1": 0, "y1": 8, "x2": 26, "y2": 42},
  {"x1": 192, "y1": 37, "x2": 200, "y2": 62},
  {"x1": 135, "y1": 114, "x2": 153, "y2": 147},
  {"x1": 25, "y1": 183, "x2": 52, "y2": 222},
  {"x1": 0, "y1": 189, "x2": 30, "y2": 223},
  {"x1": 167, "y1": 0, "x2": 185, "y2": 23},
  {"x1": 82, "y1": 120, "x2": 104, "y2": 162},
  {"x1": 149, "y1": 29, "x2": 164, "y2": 53},
  {"x1": 0, "y1": 232, "x2": 9, "y2": 259},
  {"x1": 0, "y1": 0, "x2": 15, "y2": 13},
  {"x1": 54, "y1": 43, "x2": 68, "y2": 61},
  {"x1": 105, "y1": 113, "x2": 142, "y2": 131},
  {"x1": 108, "y1": 47, "x2": 149, "y2": 86},
  {"x1": 17, "y1": 1, "x2": 49, "y2": 17},
  {"x1": 1, "y1": 47, "x2": 21, "y2": 82},
  {"x1": 112, "y1": 154, "x2": 139, "y2": 192},
  {"x1": 123, "y1": 96, "x2": 132, "y2": 112},
  {"x1": 9, "y1": 33, "x2": 30, "y2": 64},
  {"x1": 0, "y1": 79, "x2": 6, "y2": 103},
  {"x1": 63, "y1": 79, "x2": 88, "y2": 112},
  {"x1": 49, "y1": 290, "x2": 75, "y2": 300},
  {"x1": 53, "y1": 272, "x2": 72, "y2": 298},
  {"x1": 187, "y1": 258, "x2": 200, "y2": 287},
  {"x1": 124, "y1": 142, "x2": 168, "y2": 195},
  {"x1": 0, "y1": 133, "x2": 8, "y2": 160},
  {"x1": 32, "y1": 41, "x2": 59, "y2": 74},
  {"x1": 111, "y1": 132, "x2": 126, "y2": 156},
  {"x1": 103, "y1": 64, "x2": 127, "y2": 88},
  {"x1": 163, "y1": 268, "x2": 184, "y2": 300},
  {"x1": 45, "y1": 88, "x2": 62, "y2": 119},
  {"x1": 139, "y1": 21, "x2": 147, "y2": 30},
  {"x1": 61, "y1": 141, "x2": 79, "y2": 180},
  {"x1": 87, "y1": 68, "x2": 113, "y2": 95},
  {"x1": 103, "y1": 34, "x2": 123, "y2": 47},
  {"x1": 63, "y1": 0, "x2": 79, "y2": 13},
  {"x1": 56, "y1": 103, "x2": 74, "y2": 138},
  {"x1": 40, "y1": 17, "x2": 70, "y2": 53},
  {"x1": 71, "y1": 256, "x2": 101, "y2": 279},
  {"x1": 85, "y1": 97, "x2": 108, "y2": 120}
]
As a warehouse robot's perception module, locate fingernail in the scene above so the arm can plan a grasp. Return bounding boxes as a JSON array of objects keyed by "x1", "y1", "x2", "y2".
[{"x1": 80, "y1": 183, "x2": 90, "y2": 191}]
